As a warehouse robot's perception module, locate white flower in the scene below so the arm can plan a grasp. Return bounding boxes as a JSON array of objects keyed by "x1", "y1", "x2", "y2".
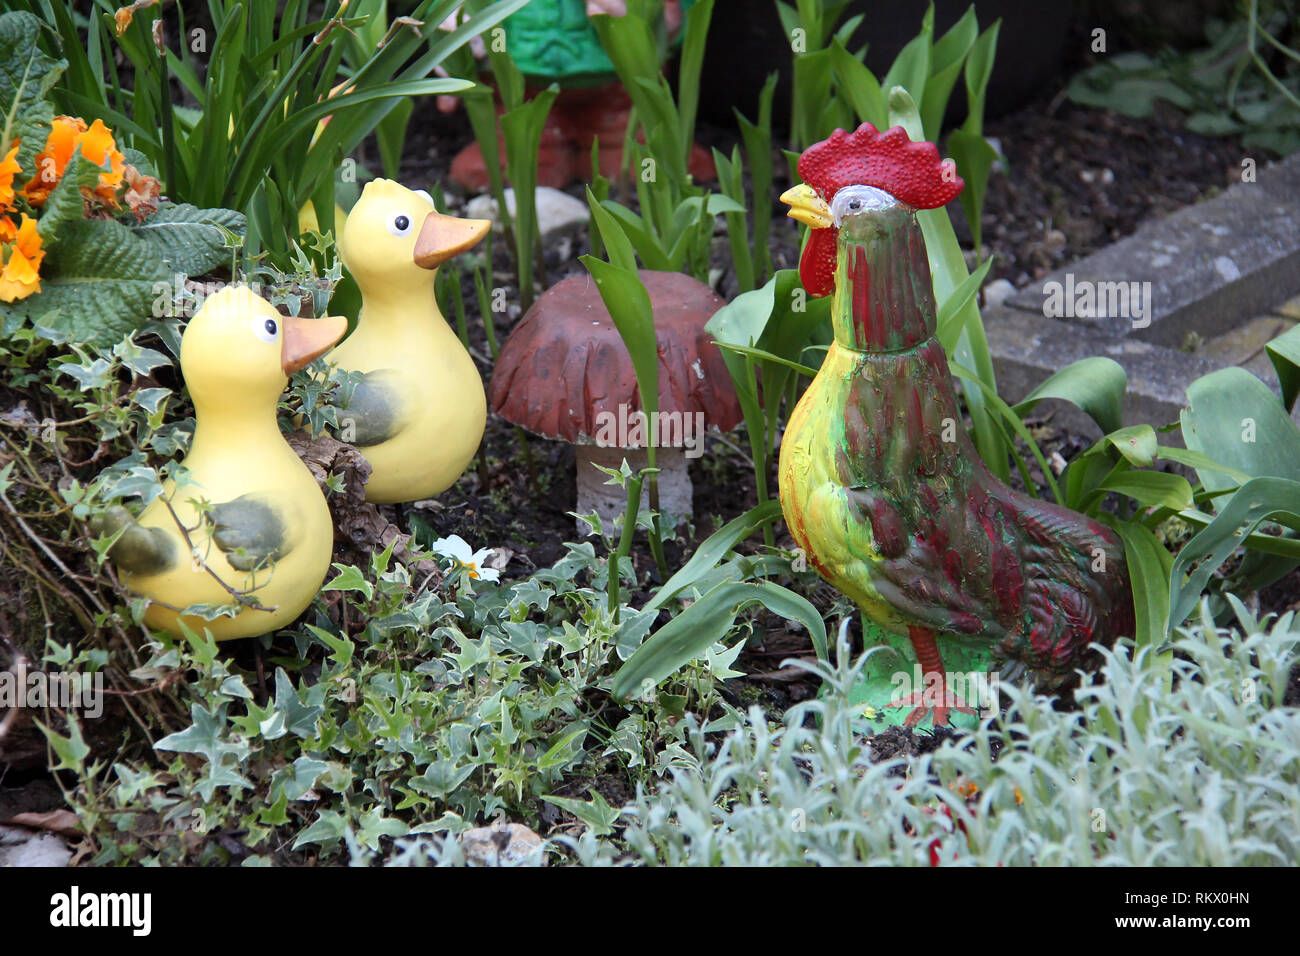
[{"x1": 430, "y1": 534, "x2": 501, "y2": 582}]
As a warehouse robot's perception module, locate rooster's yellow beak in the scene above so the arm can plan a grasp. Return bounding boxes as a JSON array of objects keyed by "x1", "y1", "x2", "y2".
[{"x1": 781, "y1": 184, "x2": 832, "y2": 229}]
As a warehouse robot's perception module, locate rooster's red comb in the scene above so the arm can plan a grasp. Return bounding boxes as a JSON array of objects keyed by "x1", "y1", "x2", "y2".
[{"x1": 797, "y1": 123, "x2": 963, "y2": 208}]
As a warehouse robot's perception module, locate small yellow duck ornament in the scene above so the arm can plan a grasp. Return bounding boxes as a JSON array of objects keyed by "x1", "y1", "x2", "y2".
[
  {"x1": 96, "y1": 287, "x2": 347, "y2": 640},
  {"x1": 330, "y1": 179, "x2": 491, "y2": 503}
]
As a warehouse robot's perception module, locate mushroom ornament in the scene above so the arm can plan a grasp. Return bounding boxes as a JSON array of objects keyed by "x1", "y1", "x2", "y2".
[{"x1": 490, "y1": 271, "x2": 741, "y2": 529}]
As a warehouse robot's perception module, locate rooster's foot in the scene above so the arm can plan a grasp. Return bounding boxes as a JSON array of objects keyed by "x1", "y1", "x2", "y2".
[{"x1": 884, "y1": 689, "x2": 975, "y2": 728}]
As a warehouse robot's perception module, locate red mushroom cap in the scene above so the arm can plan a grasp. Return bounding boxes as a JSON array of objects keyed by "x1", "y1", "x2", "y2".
[{"x1": 489, "y1": 271, "x2": 742, "y2": 444}]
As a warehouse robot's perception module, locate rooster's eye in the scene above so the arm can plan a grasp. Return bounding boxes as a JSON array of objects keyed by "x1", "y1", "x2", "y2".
[{"x1": 830, "y1": 184, "x2": 895, "y2": 227}]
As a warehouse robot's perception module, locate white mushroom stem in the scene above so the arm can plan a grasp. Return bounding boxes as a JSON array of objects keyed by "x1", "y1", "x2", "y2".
[{"x1": 575, "y1": 444, "x2": 692, "y2": 533}]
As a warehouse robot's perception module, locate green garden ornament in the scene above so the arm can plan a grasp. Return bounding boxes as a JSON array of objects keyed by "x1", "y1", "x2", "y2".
[
  {"x1": 329, "y1": 179, "x2": 491, "y2": 504},
  {"x1": 448, "y1": 0, "x2": 715, "y2": 191},
  {"x1": 779, "y1": 124, "x2": 1136, "y2": 729},
  {"x1": 95, "y1": 287, "x2": 347, "y2": 640}
]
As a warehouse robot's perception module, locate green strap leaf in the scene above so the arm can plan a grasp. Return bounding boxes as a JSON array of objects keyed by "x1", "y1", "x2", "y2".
[
  {"x1": 1109, "y1": 519, "x2": 1172, "y2": 646},
  {"x1": 1181, "y1": 366, "x2": 1300, "y2": 503},
  {"x1": 1013, "y1": 356, "x2": 1127, "y2": 437},
  {"x1": 1265, "y1": 323, "x2": 1300, "y2": 413},
  {"x1": 936, "y1": 254, "x2": 993, "y2": 345},
  {"x1": 644, "y1": 500, "x2": 785, "y2": 612},
  {"x1": 1103, "y1": 424, "x2": 1157, "y2": 468},
  {"x1": 1169, "y1": 477, "x2": 1300, "y2": 627},
  {"x1": 612, "y1": 579, "x2": 827, "y2": 701},
  {"x1": 1098, "y1": 470, "x2": 1193, "y2": 512}
]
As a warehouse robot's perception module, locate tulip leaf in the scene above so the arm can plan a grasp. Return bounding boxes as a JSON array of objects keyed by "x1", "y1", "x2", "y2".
[
  {"x1": 1181, "y1": 366, "x2": 1300, "y2": 502},
  {"x1": 1014, "y1": 357, "x2": 1128, "y2": 437},
  {"x1": 613, "y1": 580, "x2": 827, "y2": 701},
  {"x1": 1265, "y1": 324, "x2": 1300, "y2": 413}
]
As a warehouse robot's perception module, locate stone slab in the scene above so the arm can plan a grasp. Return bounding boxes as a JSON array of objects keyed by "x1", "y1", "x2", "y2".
[
  {"x1": 981, "y1": 306, "x2": 1227, "y2": 442},
  {"x1": 1273, "y1": 294, "x2": 1300, "y2": 321},
  {"x1": 1196, "y1": 314, "x2": 1296, "y2": 386},
  {"x1": 1004, "y1": 152, "x2": 1300, "y2": 348}
]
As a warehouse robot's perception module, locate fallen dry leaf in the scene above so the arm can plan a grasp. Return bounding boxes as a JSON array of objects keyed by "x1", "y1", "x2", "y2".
[
  {"x1": 114, "y1": 0, "x2": 159, "y2": 37},
  {"x1": 287, "y1": 431, "x2": 441, "y2": 579},
  {"x1": 4, "y1": 809, "x2": 81, "y2": 838},
  {"x1": 122, "y1": 165, "x2": 162, "y2": 221}
]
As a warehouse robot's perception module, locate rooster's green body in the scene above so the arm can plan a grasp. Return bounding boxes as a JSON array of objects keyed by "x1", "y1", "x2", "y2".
[{"x1": 779, "y1": 125, "x2": 1135, "y2": 727}]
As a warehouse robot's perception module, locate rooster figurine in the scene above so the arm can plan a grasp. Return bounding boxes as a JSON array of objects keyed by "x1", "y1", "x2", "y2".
[{"x1": 778, "y1": 124, "x2": 1135, "y2": 728}]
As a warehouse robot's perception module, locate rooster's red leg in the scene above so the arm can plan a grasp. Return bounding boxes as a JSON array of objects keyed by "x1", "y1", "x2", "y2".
[{"x1": 885, "y1": 626, "x2": 976, "y2": 728}]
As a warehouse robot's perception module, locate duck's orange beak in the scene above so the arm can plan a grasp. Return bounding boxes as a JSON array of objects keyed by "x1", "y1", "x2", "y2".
[
  {"x1": 412, "y1": 210, "x2": 491, "y2": 269},
  {"x1": 281, "y1": 313, "x2": 348, "y2": 375}
]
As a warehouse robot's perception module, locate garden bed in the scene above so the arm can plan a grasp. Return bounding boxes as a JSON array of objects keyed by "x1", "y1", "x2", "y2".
[{"x1": 1, "y1": 0, "x2": 1298, "y2": 871}]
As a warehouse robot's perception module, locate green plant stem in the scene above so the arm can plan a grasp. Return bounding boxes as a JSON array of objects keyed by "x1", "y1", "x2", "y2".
[
  {"x1": 473, "y1": 251, "x2": 501, "y2": 361},
  {"x1": 643, "y1": 447, "x2": 669, "y2": 580},
  {"x1": 608, "y1": 473, "x2": 644, "y2": 616}
]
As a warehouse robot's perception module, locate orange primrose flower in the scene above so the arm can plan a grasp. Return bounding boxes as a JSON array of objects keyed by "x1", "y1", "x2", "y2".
[
  {"x1": 0, "y1": 143, "x2": 20, "y2": 210},
  {"x1": 22, "y1": 116, "x2": 125, "y2": 208},
  {"x1": 0, "y1": 214, "x2": 46, "y2": 303},
  {"x1": 21, "y1": 116, "x2": 79, "y2": 206}
]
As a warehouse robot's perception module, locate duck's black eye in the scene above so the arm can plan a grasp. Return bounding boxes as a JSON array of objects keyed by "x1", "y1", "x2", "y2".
[
  {"x1": 849, "y1": 199, "x2": 861, "y2": 210},
  {"x1": 253, "y1": 316, "x2": 280, "y2": 343},
  {"x1": 387, "y1": 211, "x2": 416, "y2": 237}
]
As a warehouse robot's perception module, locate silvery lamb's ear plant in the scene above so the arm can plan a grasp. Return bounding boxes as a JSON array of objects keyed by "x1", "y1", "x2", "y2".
[{"x1": 552, "y1": 603, "x2": 1299, "y2": 866}]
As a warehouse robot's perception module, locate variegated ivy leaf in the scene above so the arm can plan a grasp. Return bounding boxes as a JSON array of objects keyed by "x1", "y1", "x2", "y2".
[{"x1": 114, "y1": 336, "x2": 172, "y2": 376}]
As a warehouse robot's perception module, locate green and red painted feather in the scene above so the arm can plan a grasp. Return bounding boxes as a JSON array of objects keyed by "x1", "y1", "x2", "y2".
[{"x1": 779, "y1": 124, "x2": 1135, "y2": 726}]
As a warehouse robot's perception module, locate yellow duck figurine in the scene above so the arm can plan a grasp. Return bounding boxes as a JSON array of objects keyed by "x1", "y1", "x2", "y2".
[
  {"x1": 330, "y1": 179, "x2": 491, "y2": 503},
  {"x1": 95, "y1": 287, "x2": 347, "y2": 640}
]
